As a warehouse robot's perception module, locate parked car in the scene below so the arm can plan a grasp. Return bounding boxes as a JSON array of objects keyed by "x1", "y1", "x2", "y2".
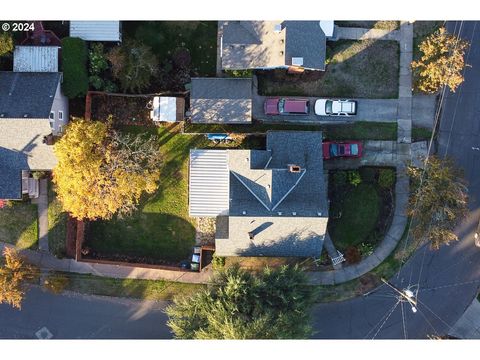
[
  {"x1": 323, "y1": 141, "x2": 362, "y2": 160},
  {"x1": 315, "y1": 99, "x2": 357, "y2": 116},
  {"x1": 264, "y1": 98, "x2": 310, "y2": 115}
]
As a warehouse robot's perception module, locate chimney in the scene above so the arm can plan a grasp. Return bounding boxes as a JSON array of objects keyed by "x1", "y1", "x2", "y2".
[
  {"x1": 248, "y1": 231, "x2": 254, "y2": 240},
  {"x1": 289, "y1": 165, "x2": 301, "y2": 173}
]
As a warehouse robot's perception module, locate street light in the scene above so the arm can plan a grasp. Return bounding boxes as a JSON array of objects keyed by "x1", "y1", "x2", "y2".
[{"x1": 381, "y1": 278, "x2": 418, "y2": 313}]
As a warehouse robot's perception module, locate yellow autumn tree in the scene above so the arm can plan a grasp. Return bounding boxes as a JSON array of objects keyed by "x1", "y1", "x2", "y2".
[
  {"x1": 412, "y1": 27, "x2": 470, "y2": 94},
  {"x1": 53, "y1": 119, "x2": 162, "y2": 220},
  {"x1": 0, "y1": 247, "x2": 37, "y2": 310}
]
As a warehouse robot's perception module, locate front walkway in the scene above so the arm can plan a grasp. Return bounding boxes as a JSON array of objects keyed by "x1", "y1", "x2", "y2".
[{"x1": 32, "y1": 179, "x2": 49, "y2": 252}]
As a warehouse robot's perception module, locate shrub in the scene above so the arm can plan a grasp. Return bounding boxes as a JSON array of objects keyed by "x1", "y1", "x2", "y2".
[
  {"x1": 345, "y1": 246, "x2": 362, "y2": 264},
  {"x1": 61, "y1": 37, "x2": 88, "y2": 98},
  {"x1": 378, "y1": 168, "x2": 395, "y2": 189},
  {"x1": 32, "y1": 171, "x2": 48, "y2": 180},
  {"x1": 359, "y1": 167, "x2": 377, "y2": 183},
  {"x1": 347, "y1": 170, "x2": 362, "y2": 187},
  {"x1": 212, "y1": 255, "x2": 225, "y2": 271},
  {"x1": 332, "y1": 171, "x2": 347, "y2": 186},
  {"x1": 107, "y1": 39, "x2": 158, "y2": 93},
  {"x1": 88, "y1": 43, "x2": 109, "y2": 75},
  {"x1": 358, "y1": 242, "x2": 374, "y2": 257},
  {"x1": 0, "y1": 33, "x2": 14, "y2": 57},
  {"x1": 225, "y1": 69, "x2": 253, "y2": 78},
  {"x1": 89, "y1": 75, "x2": 104, "y2": 90},
  {"x1": 43, "y1": 273, "x2": 70, "y2": 294}
]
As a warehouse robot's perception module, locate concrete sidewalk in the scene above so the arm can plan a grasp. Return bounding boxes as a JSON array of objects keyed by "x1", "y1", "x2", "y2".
[{"x1": 448, "y1": 298, "x2": 480, "y2": 339}]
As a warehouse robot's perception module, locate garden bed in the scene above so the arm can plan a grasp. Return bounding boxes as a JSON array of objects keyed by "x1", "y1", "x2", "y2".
[
  {"x1": 335, "y1": 21, "x2": 400, "y2": 31},
  {"x1": 257, "y1": 40, "x2": 399, "y2": 99},
  {"x1": 88, "y1": 92, "x2": 186, "y2": 126},
  {"x1": 327, "y1": 167, "x2": 396, "y2": 262}
]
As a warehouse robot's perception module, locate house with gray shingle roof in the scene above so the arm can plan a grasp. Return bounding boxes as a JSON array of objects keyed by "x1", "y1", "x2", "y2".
[
  {"x1": 0, "y1": 71, "x2": 68, "y2": 200},
  {"x1": 190, "y1": 77, "x2": 252, "y2": 124},
  {"x1": 219, "y1": 21, "x2": 333, "y2": 71},
  {"x1": 189, "y1": 131, "x2": 328, "y2": 257}
]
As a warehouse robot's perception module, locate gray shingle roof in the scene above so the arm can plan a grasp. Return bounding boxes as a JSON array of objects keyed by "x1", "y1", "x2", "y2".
[
  {"x1": 0, "y1": 119, "x2": 57, "y2": 199},
  {"x1": 0, "y1": 72, "x2": 61, "y2": 118},
  {"x1": 220, "y1": 21, "x2": 327, "y2": 70},
  {"x1": 190, "y1": 77, "x2": 252, "y2": 123},
  {"x1": 215, "y1": 216, "x2": 327, "y2": 257}
]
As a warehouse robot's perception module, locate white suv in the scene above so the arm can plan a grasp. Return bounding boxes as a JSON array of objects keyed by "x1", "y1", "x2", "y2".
[{"x1": 315, "y1": 99, "x2": 357, "y2": 116}]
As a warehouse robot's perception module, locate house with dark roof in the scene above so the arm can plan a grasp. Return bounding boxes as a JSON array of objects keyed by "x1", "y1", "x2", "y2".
[
  {"x1": 189, "y1": 131, "x2": 328, "y2": 257},
  {"x1": 0, "y1": 71, "x2": 68, "y2": 200},
  {"x1": 190, "y1": 77, "x2": 252, "y2": 124},
  {"x1": 219, "y1": 21, "x2": 334, "y2": 71}
]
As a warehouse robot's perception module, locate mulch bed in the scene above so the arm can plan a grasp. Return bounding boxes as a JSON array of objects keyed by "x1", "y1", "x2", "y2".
[{"x1": 90, "y1": 93, "x2": 153, "y2": 125}]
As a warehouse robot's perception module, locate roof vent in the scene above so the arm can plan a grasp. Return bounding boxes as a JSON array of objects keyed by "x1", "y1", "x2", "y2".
[
  {"x1": 317, "y1": 212, "x2": 322, "y2": 216},
  {"x1": 242, "y1": 210, "x2": 247, "y2": 215},
  {"x1": 23, "y1": 113, "x2": 29, "y2": 118},
  {"x1": 289, "y1": 165, "x2": 301, "y2": 173},
  {"x1": 278, "y1": 211, "x2": 282, "y2": 216},
  {"x1": 292, "y1": 212, "x2": 297, "y2": 216},
  {"x1": 274, "y1": 24, "x2": 282, "y2": 33},
  {"x1": 280, "y1": 51, "x2": 284, "y2": 55},
  {"x1": 240, "y1": 45, "x2": 245, "y2": 49},
  {"x1": 248, "y1": 232, "x2": 254, "y2": 240},
  {"x1": 280, "y1": 39, "x2": 284, "y2": 44},
  {"x1": 0, "y1": 113, "x2": 4, "y2": 118},
  {"x1": 292, "y1": 57, "x2": 304, "y2": 66}
]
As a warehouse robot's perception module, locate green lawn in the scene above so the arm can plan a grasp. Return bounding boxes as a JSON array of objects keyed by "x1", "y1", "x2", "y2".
[
  {"x1": 412, "y1": 126, "x2": 433, "y2": 141},
  {"x1": 328, "y1": 183, "x2": 380, "y2": 251},
  {"x1": 46, "y1": 271, "x2": 205, "y2": 301},
  {"x1": 185, "y1": 121, "x2": 397, "y2": 141},
  {"x1": 123, "y1": 21, "x2": 217, "y2": 77},
  {"x1": 87, "y1": 125, "x2": 263, "y2": 263},
  {"x1": 335, "y1": 21, "x2": 400, "y2": 31},
  {"x1": 0, "y1": 201, "x2": 38, "y2": 249},
  {"x1": 48, "y1": 180, "x2": 68, "y2": 258},
  {"x1": 257, "y1": 40, "x2": 399, "y2": 98}
]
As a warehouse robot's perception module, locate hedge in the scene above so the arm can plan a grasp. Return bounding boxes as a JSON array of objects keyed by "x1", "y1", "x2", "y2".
[{"x1": 61, "y1": 37, "x2": 88, "y2": 98}]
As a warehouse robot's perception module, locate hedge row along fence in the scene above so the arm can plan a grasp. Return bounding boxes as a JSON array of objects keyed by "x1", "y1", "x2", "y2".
[{"x1": 61, "y1": 37, "x2": 88, "y2": 99}]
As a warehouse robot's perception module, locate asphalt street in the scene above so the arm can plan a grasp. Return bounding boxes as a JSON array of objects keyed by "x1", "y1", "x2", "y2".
[
  {"x1": 312, "y1": 21, "x2": 480, "y2": 339},
  {"x1": 0, "y1": 21, "x2": 479, "y2": 340},
  {"x1": 0, "y1": 287, "x2": 171, "y2": 339}
]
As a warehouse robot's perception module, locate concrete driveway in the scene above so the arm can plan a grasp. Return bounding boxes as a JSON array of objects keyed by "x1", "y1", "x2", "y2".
[{"x1": 252, "y1": 96, "x2": 399, "y2": 123}]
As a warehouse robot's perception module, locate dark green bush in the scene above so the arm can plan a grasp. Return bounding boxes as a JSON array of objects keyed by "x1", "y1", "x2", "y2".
[
  {"x1": 61, "y1": 37, "x2": 88, "y2": 98},
  {"x1": 332, "y1": 171, "x2": 347, "y2": 186},
  {"x1": 359, "y1": 167, "x2": 377, "y2": 183},
  {"x1": 378, "y1": 168, "x2": 396, "y2": 189}
]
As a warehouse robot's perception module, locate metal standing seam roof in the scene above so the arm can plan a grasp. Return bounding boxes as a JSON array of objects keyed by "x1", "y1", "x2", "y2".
[
  {"x1": 13, "y1": 46, "x2": 59, "y2": 72},
  {"x1": 69, "y1": 21, "x2": 121, "y2": 42},
  {"x1": 189, "y1": 149, "x2": 230, "y2": 217}
]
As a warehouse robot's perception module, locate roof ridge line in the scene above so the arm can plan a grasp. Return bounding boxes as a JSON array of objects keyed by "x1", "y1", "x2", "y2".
[
  {"x1": 271, "y1": 169, "x2": 307, "y2": 211},
  {"x1": 231, "y1": 171, "x2": 271, "y2": 211}
]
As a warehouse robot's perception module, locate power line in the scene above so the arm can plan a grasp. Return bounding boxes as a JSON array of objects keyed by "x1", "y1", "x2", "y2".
[{"x1": 372, "y1": 300, "x2": 401, "y2": 339}]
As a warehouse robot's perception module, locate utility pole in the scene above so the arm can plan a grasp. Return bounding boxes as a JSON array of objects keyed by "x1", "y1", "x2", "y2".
[{"x1": 381, "y1": 278, "x2": 418, "y2": 313}]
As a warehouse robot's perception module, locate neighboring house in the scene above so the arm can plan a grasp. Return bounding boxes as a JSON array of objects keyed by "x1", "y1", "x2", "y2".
[
  {"x1": 69, "y1": 21, "x2": 122, "y2": 42},
  {"x1": 0, "y1": 72, "x2": 68, "y2": 200},
  {"x1": 219, "y1": 21, "x2": 334, "y2": 71},
  {"x1": 189, "y1": 131, "x2": 329, "y2": 257},
  {"x1": 190, "y1": 77, "x2": 252, "y2": 124}
]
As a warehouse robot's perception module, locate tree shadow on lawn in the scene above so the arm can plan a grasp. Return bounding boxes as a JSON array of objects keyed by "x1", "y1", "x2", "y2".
[
  {"x1": 0, "y1": 202, "x2": 38, "y2": 250},
  {"x1": 86, "y1": 212, "x2": 196, "y2": 264}
]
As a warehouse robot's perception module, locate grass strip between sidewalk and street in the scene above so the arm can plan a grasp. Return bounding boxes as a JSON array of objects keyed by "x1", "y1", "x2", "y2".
[{"x1": 44, "y1": 271, "x2": 206, "y2": 301}]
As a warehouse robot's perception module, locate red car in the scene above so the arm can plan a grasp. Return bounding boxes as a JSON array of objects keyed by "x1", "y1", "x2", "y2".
[
  {"x1": 264, "y1": 98, "x2": 310, "y2": 115},
  {"x1": 323, "y1": 141, "x2": 363, "y2": 160}
]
